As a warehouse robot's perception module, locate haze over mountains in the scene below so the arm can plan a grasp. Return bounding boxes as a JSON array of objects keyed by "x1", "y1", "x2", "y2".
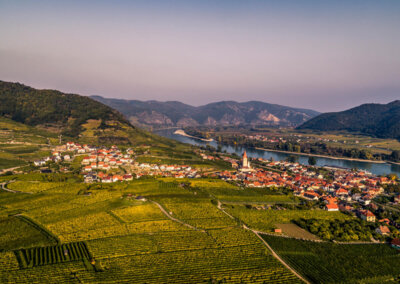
[
  {"x1": 1, "y1": 80, "x2": 399, "y2": 141},
  {"x1": 92, "y1": 96, "x2": 320, "y2": 128},
  {"x1": 299, "y1": 100, "x2": 400, "y2": 140}
]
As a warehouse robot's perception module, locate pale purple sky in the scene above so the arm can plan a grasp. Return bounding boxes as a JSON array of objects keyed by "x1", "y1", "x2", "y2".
[{"x1": 1, "y1": 0, "x2": 399, "y2": 112}]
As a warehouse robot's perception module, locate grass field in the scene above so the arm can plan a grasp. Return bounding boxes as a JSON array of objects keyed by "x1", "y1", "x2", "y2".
[
  {"x1": 262, "y1": 235, "x2": 400, "y2": 283},
  {"x1": 275, "y1": 223, "x2": 320, "y2": 240}
]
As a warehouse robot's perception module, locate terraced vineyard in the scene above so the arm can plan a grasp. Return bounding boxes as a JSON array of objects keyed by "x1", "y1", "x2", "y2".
[
  {"x1": 3, "y1": 174, "x2": 399, "y2": 283},
  {"x1": 0, "y1": 175, "x2": 303, "y2": 283},
  {"x1": 14, "y1": 242, "x2": 92, "y2": 268},
  {"x1": 262, "y1": 235, "x2": 400, "y2": 283}
]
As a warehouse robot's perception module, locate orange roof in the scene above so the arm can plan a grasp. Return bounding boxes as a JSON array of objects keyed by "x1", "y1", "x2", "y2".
[
  {"x1": 378, "y1": 226, "x2": 390, "y2": 234},
  {"x1": 326, "y1": 203, "x2": 338, "y2": 210},
  {"x1": 362, "y1": 210, "x2": 375, "y2": 217}
]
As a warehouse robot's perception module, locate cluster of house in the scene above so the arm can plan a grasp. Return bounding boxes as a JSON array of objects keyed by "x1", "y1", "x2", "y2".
[
  {"x1": 246, "y1": 134, "x2": 282, "y2": 143},
  {"x1": 218, "y1": 152, "x2": 399, "y2": 231},
  {"x1": 81, "y1": 146, "x2": 134, "y2": 172},
  {"x1": 132, "y1": 164, "x2": 200, "y2": 179},
  {"x1": 33, "y1": 141, "x2": 98, "y2": 166},
  {"x1": 79, "y1": 144, "x2": 205, "y2": 182}
]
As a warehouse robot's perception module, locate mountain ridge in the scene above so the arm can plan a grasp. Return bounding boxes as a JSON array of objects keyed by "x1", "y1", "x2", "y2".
[
  {"x1": 298, "y1": 100, "x2": 400, "y2": 140},
  {"x1": 91, "y1": 96, "x2": 320, "y2": 128}
]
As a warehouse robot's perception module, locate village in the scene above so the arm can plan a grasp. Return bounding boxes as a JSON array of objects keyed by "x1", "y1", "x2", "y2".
[{"x1": 33, "y1": 141, "x2": 400, "y2": 239}]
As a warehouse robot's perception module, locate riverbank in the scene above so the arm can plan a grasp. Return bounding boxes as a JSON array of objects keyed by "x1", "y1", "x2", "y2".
[
  {"x1": 174, "y1": 129, "x2": 214, "y2": 142},
  {"x1": 255, "y1": 147, "x2": 387, "y2": 164}
]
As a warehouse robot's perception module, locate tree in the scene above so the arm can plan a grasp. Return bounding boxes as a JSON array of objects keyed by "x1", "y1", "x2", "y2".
[
  {"x1": 308, "y1": 156, "x2": 317, "y2": 165},
  {"x1": 390, "y1": 150, "x2": 400, "y2": 162},
  {"x1": 286, "y1": 155, "x2": 298, "y2": 163}
]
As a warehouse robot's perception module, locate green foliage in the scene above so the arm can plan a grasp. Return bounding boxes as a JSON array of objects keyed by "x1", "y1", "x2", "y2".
[
  {"x1": 14, "y1": 242, "x2": 92, "y2": 268},
  {"x1": 262, "y1": 235, "x2": 400, "y2": 283},
  {"x1": 0, "y1": 81, "x2": 130, "y2": 137},
  {"x1": 308, "y1": 156, "x2": 316, "y2": 165},
  {"x1": 298, "y1": 100, "x2": 400, "y2": 140},
  {"x1": 0, "y1": 216, "x2": 57, "y2": 251},
  {"x1": 295, "y1": 218, "x2": 375, "y2": 241},
  {"x1": 226, "y1": 206, "x2": 350, "y2": 232}
]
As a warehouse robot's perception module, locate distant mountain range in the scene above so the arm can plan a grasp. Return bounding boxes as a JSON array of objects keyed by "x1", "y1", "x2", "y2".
[
  {"x1": 298, "y1": 100, "x2": 400, "y2": 140},
  {"x1": 91, "y1": 96, "x2": 320, "y2": 128}
]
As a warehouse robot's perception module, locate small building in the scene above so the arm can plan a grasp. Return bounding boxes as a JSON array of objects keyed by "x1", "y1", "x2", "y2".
[
  {"x1": 360, "y1": 210, "x2": 376, "y2": 222},
  {"x1": 376, "y1": 225, "x2": 390, "y2": 235},
  {"x1": 325, "y1": 203, "x2": 339, "y2": 212},
  {"x1": 34, "y1": 160, "x2": 46, "y2": 166}
]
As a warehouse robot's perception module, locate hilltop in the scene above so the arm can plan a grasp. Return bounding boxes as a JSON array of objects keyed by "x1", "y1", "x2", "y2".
[
  {"x1": 0, "y1": 80, "x2": 227, "y2": 171},
  {"x1": 0, "y1": 81, "x2": 154, "y2": 145},
  {"x1": 91, "y1": 96, "x2": 320, "y2": 128},
  {"x1": 298, "y1": 100, "x2": 400, "y2": 140}
]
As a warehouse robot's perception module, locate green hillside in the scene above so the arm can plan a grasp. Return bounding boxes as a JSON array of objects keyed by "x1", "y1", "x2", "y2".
[
  {"x1": 0, "y1": 81, "x2": 136, "y2": 140},
  {"x1": 298, "y1": 100, "x2": 400, "y2": 140}
]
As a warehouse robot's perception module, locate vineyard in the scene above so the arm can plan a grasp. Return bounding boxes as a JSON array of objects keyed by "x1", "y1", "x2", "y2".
[
  {"x1": 14, "y1": 242, "x2": 92, "y2": 269},
  {"x1": 226, "y1": 205, "x2": 351, "y2": 232},
  {"x1": 191, "y1": 179, "x2": 294, "y2": 203},
  {"x1": 262, "y1": 234, "x2": 400, "y2": 283},
  {"x1": 2, "y1": 174, "x2": 395, "y2": 283}
]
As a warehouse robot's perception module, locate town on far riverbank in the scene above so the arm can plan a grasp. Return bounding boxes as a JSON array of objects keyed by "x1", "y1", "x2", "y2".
[{"x1": 156, "y1": 128, "x2": 400, "y2": 177}]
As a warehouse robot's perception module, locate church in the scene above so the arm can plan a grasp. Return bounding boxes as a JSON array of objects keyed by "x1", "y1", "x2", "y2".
[{"x1": 240, "y1": 151, "x2": 253, "y2": 172}]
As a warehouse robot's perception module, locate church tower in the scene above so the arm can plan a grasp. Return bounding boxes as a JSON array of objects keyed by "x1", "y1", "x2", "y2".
[{"x1": 242, "y1": 151, "x2": 249, "y2": 168}]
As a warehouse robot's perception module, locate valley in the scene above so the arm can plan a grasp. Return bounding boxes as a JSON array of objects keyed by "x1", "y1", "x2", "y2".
[{"x1": 1, "y1": 81, "x2": 400, "y2": 283}]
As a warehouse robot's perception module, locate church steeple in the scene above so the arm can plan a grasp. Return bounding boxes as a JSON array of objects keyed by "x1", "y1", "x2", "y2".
[{"x1": 242, "y1": 151, "x2": 248, "y2": 168}]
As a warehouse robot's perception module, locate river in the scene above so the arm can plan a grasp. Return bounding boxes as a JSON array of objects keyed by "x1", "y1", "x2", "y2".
[{"x1": 155, "y1": 129, "x2": 400, "y2": 176}]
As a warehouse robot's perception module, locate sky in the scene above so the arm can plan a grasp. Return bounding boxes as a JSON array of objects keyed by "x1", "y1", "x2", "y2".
[{"x1": 0, "y1": 0, "x2": 399, "y2": 112}]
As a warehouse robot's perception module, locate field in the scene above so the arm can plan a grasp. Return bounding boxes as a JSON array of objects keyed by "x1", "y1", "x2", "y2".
[
  {"x1": 0, "y1": 176, "x2": 302, "y2": 283},
  {"x1": 0, "y1": 215, "x2": 57, "y2": 250},
  {"x1": 14, "y1": 242, "x2": 93, "y2": 269},
  {"x1": 275, "y1": 224, "x2": 320, "y2": 241},
  {"x1": 262, "y1": 235, "x2": 400, "y2": 283},
  {"x1": 1, "y1": 172, "x2": 400, "y2": 283},
  {"x1": 190, "y1": 179, "x2": 295, "y2": 203},
  {"x1": 225, "y1": 205, "x2": 351, "y2": 232},
  {"x1": 0, "y1": 120, "x2": 55, "y2": 171}
]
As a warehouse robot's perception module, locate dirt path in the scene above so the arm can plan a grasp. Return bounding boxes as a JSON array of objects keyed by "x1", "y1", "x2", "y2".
[
  {"x1": 250, "y1": 227, "x2": 310, "y2": 284},
  {"x1": 216, "y1": 201, "x2": 309, "y2": 284},
  {"x1": 151, "y1": 200, "x2": 206, "y2": 233},
  {"x1": 217, "y1": 200, "x2": 235, "y2": 219},
  {"x1": 0, "y1": 180, "x2": 32, "y2": 194},
  {"x1": 0, "y1": 166, "x2": 24, "y2": 174}
]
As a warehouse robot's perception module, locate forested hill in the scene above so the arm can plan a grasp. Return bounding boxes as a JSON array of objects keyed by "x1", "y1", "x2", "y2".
[
  {"x1": 0, "y1": 80, "x2": 134, "y2": 141},
  {"x1": 92, "y1": 96, "x2": 320, "y2": 128},
  {"x1": 298, "y1": 100, "x2": 400, "y2": 140}
]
